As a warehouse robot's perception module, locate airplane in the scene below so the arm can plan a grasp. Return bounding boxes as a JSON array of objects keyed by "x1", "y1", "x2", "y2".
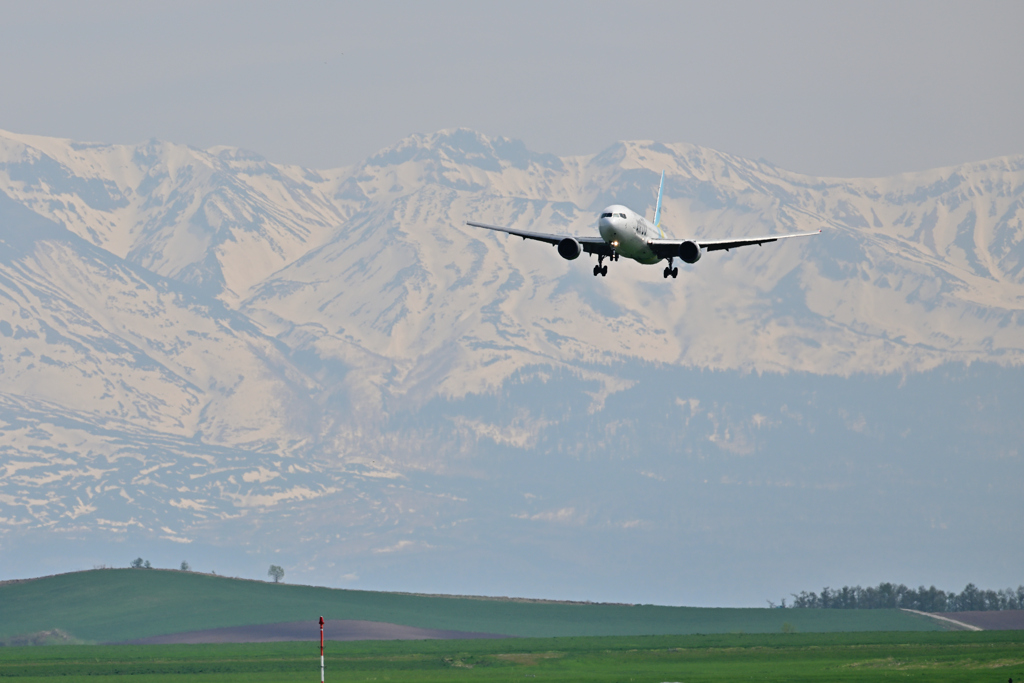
[{"x1": 466, "y1": 172, "x2": 820, "y2": 278}]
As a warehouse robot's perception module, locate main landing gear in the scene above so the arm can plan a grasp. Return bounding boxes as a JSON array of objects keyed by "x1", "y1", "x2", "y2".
[
  {"x1": 593, "y1": 252, "x2": 616, "y2": 277},
  {"x1": 663, "y1": 257, "x2": 679, "y2": 279}
]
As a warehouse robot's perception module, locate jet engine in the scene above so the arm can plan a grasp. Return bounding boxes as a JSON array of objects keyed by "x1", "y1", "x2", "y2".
[
  {"x1": 557, "y1": 237, "x2": 583, "y2": 260},
  {"x1": 679, "y1": 240, "x2": 702, "y2": 264}
]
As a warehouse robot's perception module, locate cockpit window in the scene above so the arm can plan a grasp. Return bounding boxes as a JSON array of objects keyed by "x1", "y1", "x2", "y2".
[
  {"x1": 601, "y1": 213, "x2": 613, "y2": 218},
  {"x1": 617, "y1": 213, "x2": 627, "y2": 219}
]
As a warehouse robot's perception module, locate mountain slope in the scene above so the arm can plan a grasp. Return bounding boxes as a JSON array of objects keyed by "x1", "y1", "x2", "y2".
[{"x1": 0, "y1": 188, "x2": 317, "y2": 447}]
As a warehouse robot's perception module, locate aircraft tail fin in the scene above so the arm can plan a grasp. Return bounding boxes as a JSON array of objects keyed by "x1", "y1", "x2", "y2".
[{"x1": 653, "y1": 171, "x2": 665, "y2": 238}]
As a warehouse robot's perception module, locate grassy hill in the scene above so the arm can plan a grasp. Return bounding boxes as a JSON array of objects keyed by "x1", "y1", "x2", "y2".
[{"x1": 0, "y1": 570, "x2": 944, "y2": 643}]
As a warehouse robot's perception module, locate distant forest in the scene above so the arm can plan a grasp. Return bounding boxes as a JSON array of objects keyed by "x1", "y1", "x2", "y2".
[{"x1": 775, "y1": 583, "x2": 1024, "y2": 612}]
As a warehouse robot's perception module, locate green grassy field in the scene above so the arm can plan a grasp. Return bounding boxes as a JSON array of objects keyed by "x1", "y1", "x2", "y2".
[
  {"x1": 0, "y1": 632, "x2": 1021, "y2": 682},
  {"x1": 0, "y1": 570, "x2": 943, "y2": 643}
]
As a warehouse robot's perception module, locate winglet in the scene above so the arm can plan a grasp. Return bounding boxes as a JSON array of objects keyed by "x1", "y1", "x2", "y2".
[{"x1": 653, "y1": 171, "x2": 665, "y2": 238}]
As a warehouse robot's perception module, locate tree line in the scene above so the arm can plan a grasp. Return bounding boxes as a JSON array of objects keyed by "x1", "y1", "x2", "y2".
[
  {"x1": 779, "y1": 583, "x2": 1024, "y2": 612},
  {"x1": 128, "y1": 558, "x2": 284, "y2": 583}
]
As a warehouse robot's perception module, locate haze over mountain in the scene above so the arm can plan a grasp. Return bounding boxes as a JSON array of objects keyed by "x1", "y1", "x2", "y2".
[{"x1": 0, "y1": 128, "x2": 1021, "y2": 606}]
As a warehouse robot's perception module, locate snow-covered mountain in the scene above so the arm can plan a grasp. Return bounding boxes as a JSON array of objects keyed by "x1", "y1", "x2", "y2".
[{"x1": 0, "y1": 128, "x2": 1021, "y2": 605}]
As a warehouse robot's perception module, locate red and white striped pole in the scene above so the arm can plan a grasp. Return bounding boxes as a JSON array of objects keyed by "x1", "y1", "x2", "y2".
[{"x1": 319, "y1": 616, "x2": 324, "y2": 683}]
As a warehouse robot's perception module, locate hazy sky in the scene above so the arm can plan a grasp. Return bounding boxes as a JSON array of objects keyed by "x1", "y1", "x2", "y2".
[{"x1": 2, "y1": 1, "x2": 1023, "y2": 176}]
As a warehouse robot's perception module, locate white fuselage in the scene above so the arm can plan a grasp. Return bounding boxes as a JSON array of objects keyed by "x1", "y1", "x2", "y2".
[{"x1": 598, "y1": 205, "x2": 663, "y2": 265}]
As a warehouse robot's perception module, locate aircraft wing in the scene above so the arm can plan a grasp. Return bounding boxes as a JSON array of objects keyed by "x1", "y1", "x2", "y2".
[
  {"x1": 648, "y1": 229, "x2": 821, "y2": 259},
  {"x1": 466, "y1": 221, "x2": 613, "y2": 256}
]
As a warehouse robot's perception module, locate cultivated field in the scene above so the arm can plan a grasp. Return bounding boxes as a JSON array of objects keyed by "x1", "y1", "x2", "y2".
[
  {"x1": 0, "y1": 632, "x2": 1021, "y2": 682},
  {"x1": 0, "y1": 570, "x2": 942, "y2": 643}
]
